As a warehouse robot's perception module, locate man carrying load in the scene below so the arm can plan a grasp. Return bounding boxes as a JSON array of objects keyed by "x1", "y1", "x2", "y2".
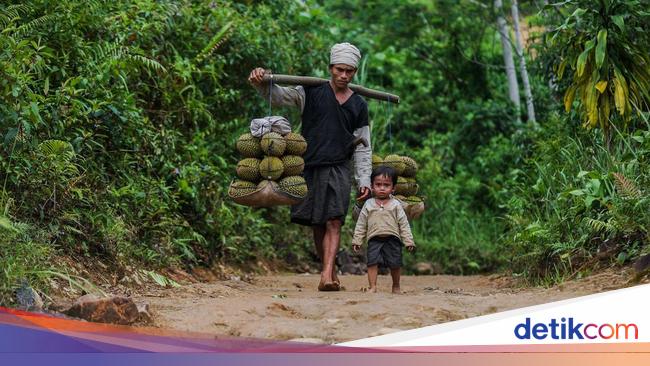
[{"x1": 248, "y1": 42, "x2": 372, "y2": 291}]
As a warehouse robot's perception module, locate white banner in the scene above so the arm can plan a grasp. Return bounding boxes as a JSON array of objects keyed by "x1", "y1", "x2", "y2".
[{"x1": 339, "y1": 284, "x2": 649, "y2": 347}]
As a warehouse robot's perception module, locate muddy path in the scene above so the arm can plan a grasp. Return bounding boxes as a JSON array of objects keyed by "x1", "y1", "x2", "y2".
[{"x1": 134, "y1": 270, "x2": 632, "y2": 344}]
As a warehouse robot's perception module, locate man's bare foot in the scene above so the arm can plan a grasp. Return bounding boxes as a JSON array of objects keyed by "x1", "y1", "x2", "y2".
[
  {"x1": 392, "y1": 286, "x2": 401, "y2": 294},
  {"x1": 332, "y1": 271, "x2": 340, "y2": 285},
  {"x1": 320, "y1": 273, "x2": 333, "y2": 285}
]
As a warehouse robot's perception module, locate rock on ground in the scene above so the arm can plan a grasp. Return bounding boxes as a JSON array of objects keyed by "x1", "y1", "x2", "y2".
[{"x1": 65, "y1": 294, "x2": 141, "y2": 325}]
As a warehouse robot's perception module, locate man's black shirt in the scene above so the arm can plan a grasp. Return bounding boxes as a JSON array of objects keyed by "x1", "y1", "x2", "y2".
[{"x1": 301, "y1": 82, "x2": 369, "y2": 168}]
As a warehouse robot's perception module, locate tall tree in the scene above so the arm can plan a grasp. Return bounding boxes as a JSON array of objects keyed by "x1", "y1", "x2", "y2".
[
  {"x1": 494, "y1": 0, "x2": 521, "y2": 118},
  {"x1": 511, "y1": 0, "x2": 536, "y2": 122}
]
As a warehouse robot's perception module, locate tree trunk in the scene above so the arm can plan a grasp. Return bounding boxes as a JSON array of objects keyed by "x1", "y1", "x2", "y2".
[
  {"x1": 511, "y1": 0, "x2": 536, "y2": 123},
  {"x1": 494, "y1": 0, "x2": 520, "y2": 119}
]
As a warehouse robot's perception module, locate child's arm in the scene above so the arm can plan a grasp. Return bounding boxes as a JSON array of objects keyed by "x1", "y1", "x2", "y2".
[
  {"x1": 352, "y1": 203, "x2": 369, "y2": 252},
  {"x1": 396, "y1": 204, "x2": 416, "y2": 251}
]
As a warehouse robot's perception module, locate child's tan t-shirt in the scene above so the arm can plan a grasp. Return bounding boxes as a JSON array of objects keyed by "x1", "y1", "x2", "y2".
[{"x1": 352, "y1": 197, "x2": 415, "y2": 248}]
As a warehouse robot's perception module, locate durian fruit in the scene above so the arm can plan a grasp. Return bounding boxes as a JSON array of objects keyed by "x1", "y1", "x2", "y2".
[
  {"x1": 401, "y1": 156, "x2": 418, "y2": 177},
  {"x1": 259, "y1": 156, "x2": 284, "y2": 180},
  {"x1": 383, "y1": 154, "x2": 406, "y2": 175},
  {"x1": 229, "y1": 180, "x2": 258, "y2": 197},
  {"x1": 236, "y1": 158, "x2": 261, "y2": 182},
  {"x1": 261, "y1": 132, "x2": 286, "y2": 156},
  {"x1": 284, "y1": 132, "x2": 307, "y2": 156},
  {"x1": 278, "y1": 175, "x2": 308, "y2": 198},
  {"x1": 395, "y1": 176, "x2": 409, "y2": 196},
  {"x1": 372, "y1": 154, "x2": 384, "y2": 169},
  {"x1": 405, "y1": 177, "x2": 419, "y2": 196},
  {"x1": 281, "y1": 155, "x2": 304, "y2": 177},
  {"x1": 236, "y1": 133, "x2": 262, "y2": 158}
]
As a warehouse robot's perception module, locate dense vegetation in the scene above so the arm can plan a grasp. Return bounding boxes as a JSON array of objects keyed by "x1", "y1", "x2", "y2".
[{"x1": 1, "y1": 0, "x2": 648, "y2": 305}]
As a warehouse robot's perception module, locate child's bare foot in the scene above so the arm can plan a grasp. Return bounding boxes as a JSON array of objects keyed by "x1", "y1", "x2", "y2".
[
  {"x1": 361, "y1": 286, "x2": 377, "y2": 293},
  {"x1": 392, "y1": 286, "x2": 401, "y2": 294}
]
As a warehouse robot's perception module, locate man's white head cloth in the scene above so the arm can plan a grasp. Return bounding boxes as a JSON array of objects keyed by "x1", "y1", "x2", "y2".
[{"x1": 330, "y1": 42, "x2": 361, "y2": 69}]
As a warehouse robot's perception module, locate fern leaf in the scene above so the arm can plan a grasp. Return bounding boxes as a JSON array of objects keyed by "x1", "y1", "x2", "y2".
[
  {"x1": 1, "y1": 4, "x2": 30, "y2": 23},
  {"x1": 92, "y1": 42, "x2": 123, "y2": 60},
  {"x1": 584, "y1": 217, "x2": 618, "y2": 235},
  {"x1": 0, "y1": 3, "x2": 28, "y2": 30},
  {"x1": 194, "y1": 21, "x2": 235, "y2": 64},
  {"x1": 5, "y1": 4, "x2": 30, "y2": 15},
  {"x1": 93, "y1": 42, "x2": 166, "y2": 73},
  {"x1": 12, "y1": 14, "x2": 57, "y2": 38},
  {"x1": 612, "y1": 172, "x2": 642, "y2": 199},
  {"x1": 128, "y1": 54, "x2": 167, "y2": 73},
  {"x1": 82, "y1": 0, "x2": 104, "y2": 13}
]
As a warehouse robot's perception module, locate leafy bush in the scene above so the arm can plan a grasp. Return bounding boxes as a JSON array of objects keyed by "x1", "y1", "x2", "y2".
[
  {"x1": 547, "y1": 0, "x2": 650, "y2": 138},
  {"x1": 500, "y1": 114, "x2": 650, "y2": 282},
  {"x1": 0, "y1": 0, "x2": 321, "y2": 303}
]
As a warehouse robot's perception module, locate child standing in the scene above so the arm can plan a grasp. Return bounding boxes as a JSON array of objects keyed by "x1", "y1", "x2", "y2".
[{"x1": 352, "y1": 166, "x2": 415, "y2": 293}]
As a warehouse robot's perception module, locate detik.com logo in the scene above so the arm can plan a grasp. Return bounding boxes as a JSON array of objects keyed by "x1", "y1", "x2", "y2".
[{"x1": 514, "y1": 317, "x2": 638, "y2": 340}]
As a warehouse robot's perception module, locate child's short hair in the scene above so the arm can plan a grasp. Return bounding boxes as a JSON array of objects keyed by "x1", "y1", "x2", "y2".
[{"x1": 371, "y1": 165, "x2": 398, "y2": 186}]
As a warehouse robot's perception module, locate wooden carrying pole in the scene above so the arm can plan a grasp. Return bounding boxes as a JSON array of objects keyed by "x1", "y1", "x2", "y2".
[{"x1": 262, "y1": 74, "x2": 400, "y2": 104}]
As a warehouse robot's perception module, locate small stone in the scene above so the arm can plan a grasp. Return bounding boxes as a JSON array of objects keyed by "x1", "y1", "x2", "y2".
[
  {"x1": 16, "y1": 281, "x2": 44, "y2": 311},
  {"x1": 299, "y1": 263, "x2": 311, "y2": 273},
  {"x1": 136, "y1": 303, "x2": 153, "y2": 323},
  {"x1": 414, "y1": 262, "x2": 434, "y2": 275},
  {"x1": 597, "y1": 240, "x2": 618, "y2": 259},
  {"x1": 633, "y1": 254, "x2": 650, "y2": 273}
]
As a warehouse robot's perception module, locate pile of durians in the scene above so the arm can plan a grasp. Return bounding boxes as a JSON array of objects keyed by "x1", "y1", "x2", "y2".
[
  {"x1": 373, "y1": 154, "x2": 423, "y2": 206},
  {"x1": 229, "y1": 131, "x2": 308, "y2": 201}
]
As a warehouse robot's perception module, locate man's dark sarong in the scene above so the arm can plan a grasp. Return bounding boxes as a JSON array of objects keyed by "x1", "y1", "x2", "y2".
[{"x1": 290, "y1": 163, "x2": 352, "y2": 226}]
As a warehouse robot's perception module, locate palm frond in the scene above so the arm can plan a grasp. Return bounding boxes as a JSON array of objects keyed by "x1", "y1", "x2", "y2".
[{"x1": 38, "y1": 139, "x2": 74, "y2": 157}]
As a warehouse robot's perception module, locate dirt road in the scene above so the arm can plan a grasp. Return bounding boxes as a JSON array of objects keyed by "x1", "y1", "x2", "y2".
[{"x1": 134, "y1": 270, "x2": 631, "y2": 344}]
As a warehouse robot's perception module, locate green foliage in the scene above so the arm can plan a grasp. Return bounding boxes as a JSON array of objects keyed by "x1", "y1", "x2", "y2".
[
  {"x1": 0, "y1": 0, "x2": 319, "y2": 303},
  {"x1": 0, "y1": 207, "x2": 53, "y2": 305},
  {"x1": 500, "y1": 115, "x2": 650, "y2": 282},
  {"x1": 401, "y1": 129, "x2": 514, "y2": 274},
  {"x1": 492, "y1": 1, "x2": 650, "y2": 284}
]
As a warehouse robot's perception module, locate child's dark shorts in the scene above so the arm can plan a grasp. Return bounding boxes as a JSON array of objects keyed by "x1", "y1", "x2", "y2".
[{"x1": 367, "y1": 235, "x2": 403, "y2": 269}]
